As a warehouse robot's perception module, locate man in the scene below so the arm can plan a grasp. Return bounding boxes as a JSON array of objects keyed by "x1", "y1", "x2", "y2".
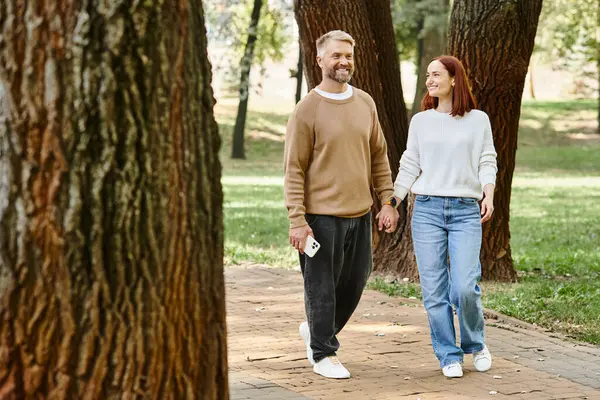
[{"x1": 283, "y1": 30, "x2": 399, "y2": 379}]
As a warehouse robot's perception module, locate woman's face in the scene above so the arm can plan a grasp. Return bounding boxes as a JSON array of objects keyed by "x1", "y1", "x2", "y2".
[{"x1": 426, "y1": 60, "x2": 454, "y2": 98}]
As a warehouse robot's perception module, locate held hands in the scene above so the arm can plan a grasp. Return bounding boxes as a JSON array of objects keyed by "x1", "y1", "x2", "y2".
[
  {"x1": 289, "y1": 224, "x2": 314, "y2": 254},
  {"x1": 376, "y1": 204, "x2": 400, "y2": 233}
]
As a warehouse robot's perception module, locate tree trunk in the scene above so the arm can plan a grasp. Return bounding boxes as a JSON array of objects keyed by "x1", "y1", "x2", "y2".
[
  {"x1": 411, "y1": 0, "x2": 449, "y2": 117},
  {"x1": 448, "y1": 0, "x2": 543, "y2": 281},
  {"x1": 0, "y1": 1, "x2": 228, "y2": 398},
  {"x1": 295, "y1": 0, "x2": 418, "y2": 280},
  {"x1": 296, "y1": 44, "x2": 304, "y2": 103},
  {"x1": 529, "y1": 63, "x2": 536, "y2": 99},
  {"x1": 231, "y1": 0, "x2": 263, "y2": 159}
]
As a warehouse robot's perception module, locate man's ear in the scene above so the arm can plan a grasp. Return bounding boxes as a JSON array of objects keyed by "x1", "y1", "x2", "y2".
[{"x1": 316, "y1": 55, "x2": 322, "y2": 68}]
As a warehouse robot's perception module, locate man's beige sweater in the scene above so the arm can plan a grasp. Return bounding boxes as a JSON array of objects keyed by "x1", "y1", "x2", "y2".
[{"x1": 283, "y1": 88, "x2": 394, "y2": 228}]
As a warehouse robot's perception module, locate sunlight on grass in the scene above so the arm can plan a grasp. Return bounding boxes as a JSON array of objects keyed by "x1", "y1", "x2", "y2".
[{"x1": 219, "y1": 100, "x2": 600, "y2": 344}]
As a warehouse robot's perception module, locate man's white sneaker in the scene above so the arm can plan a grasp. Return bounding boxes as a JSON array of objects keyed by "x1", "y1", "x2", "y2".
[
  {"x1": 313, "y1": 356, "x2": 351, "y2": 379},
  {"x1": 473, "y1": 345, "x2": 492, "y2": 372},
  {"x1": 299, "y1": 322, "x2": 315, "y2": 365},
  {"x1": 442, "y1": 362, "x2": 463, "y2": 378}
]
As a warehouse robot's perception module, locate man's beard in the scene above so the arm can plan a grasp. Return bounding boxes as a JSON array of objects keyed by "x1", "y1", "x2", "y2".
[{"x1": 326, "y1": 66, "x2": 353, "y2": 83}]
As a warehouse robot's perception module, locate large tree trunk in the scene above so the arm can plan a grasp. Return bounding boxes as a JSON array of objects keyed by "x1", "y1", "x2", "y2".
[
  {"x1": 0, "y1": 1, "x2": 228, "y2": 398},
  {"x1": 295, "y1": 0, "x2": 418, "y2": 280},
  {"x1": 411, "y1": 0, "x2": 449, "y2": 116},
  {"x1": 231, "y1": 0, "x2": 263, "y2": 159},
  {"x1": 448, "y1": 0, "x2": 543, "y2": 281},
  {"x1": 295, "y1": 45, "x2": 304, "y2": 104}
]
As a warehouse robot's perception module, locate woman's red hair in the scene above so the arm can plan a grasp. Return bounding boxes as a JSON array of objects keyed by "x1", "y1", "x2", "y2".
[{"x1": 421, "y1": 55, "x2": 476, "y2": 116}]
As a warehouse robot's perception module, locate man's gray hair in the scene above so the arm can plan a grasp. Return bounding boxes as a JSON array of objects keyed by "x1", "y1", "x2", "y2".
[{"x1": 316, "y1": 30, "x2": 355, "y2": 57}]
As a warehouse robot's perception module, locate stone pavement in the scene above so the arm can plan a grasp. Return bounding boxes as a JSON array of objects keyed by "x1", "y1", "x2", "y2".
[{"x1": 226, "y1": 265, "x2": 600, "y2": 400}]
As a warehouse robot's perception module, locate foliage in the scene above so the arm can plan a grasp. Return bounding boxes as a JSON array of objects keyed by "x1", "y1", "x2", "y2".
[
  {"x1": 392, "y1": 0, "x2": 449, "y2": 62},
  {"x1": 206, "y1": 0, "x2": 293, "y2": 93},
  {"x1": 534, "y1": 0, "x2": 598, "y2": 96}
]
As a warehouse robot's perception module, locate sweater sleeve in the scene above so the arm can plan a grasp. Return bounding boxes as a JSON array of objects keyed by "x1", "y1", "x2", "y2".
[
  {"x1": 283, "y1": 108, "x2": 314, "y2": 228},
  {"x1": 369, "y1": 107, "x2": 394, "y2": 204},
  {"x1": 393, "y1": 118, "x2": 421, "y2": 200},
  {"x1": 478, "y1": 113, "x2": 498, "y2": 187}
]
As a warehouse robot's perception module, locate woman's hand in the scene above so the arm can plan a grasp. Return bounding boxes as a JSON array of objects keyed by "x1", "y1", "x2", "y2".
[{"x1": 480, "y1": 184, "x2": 495, "y2": 223}]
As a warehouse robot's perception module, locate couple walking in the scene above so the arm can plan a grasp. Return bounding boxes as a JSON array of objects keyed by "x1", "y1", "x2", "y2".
[{"x1": 283, "y1": 30, "x2": 497, "y2": 379}]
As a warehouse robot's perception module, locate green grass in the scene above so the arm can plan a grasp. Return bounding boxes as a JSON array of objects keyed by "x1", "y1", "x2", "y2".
[{"x1": 216, "y1": 99, "x2": 600, "y2": 344}]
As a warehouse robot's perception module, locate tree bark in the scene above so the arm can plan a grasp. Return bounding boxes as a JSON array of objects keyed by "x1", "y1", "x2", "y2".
[
  {"x1": 448, "y1": 0, "x2": 543, "y2": 281},
  {"x1": 231, "y1": 0, "x2": 263, "y2": 159},
  {"x1": 295, "y1": 44, "x2": 304, "y2": 103},
  {"x1": 295, "y1": 0, "x2": 418, "y2": 280},
  {"x1": 0, "y1": 1, "x2": 228, "y2": 398},
  {"x1": 411, "y1": 0, "x2": 449, "y2": 116}
]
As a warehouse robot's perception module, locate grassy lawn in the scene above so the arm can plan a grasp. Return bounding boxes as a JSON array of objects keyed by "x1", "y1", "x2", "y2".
[{"x1": 216, "y1": 99, "x2": 600, "y2": 345}]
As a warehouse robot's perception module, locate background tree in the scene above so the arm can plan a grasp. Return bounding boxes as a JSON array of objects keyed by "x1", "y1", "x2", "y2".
[
  {"x1": 533, "y1": 0, "x2": 599, "y2": 131},
  {"x1": 232, "y1": 0, "x2": 264, "y2": 159},
  {"x1": 0, "y1": 0, "x2": 228, "y2": 397},
  {"x1": 295, "y1": 0, "x2": 418, "y2": 279},
  {"x1": 392, "y1": 0, "x2": 450, "y2": 115},
  {"x1": 410, "y1": 0, "x2": 450, "y2": 116},
  {"x1": 448, "y1": 0, "x2": 544, "y2": 281}
]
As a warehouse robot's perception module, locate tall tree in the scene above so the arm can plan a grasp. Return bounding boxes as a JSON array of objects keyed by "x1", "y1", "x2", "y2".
[
  {"x1": 295, "y1": 44, "x2": 304, "y2": 104},
  {"x1": 411, "y1": 0, "x2": 450, "y2": 116},
  {"x1": 0, "y1": 0, "x2": 228, "y2": 398},
  {"x1": 232, "y1": 0, "x2": 264, "y2": 159},
  {"x1": 448, "y1": 0, "x2": 543, "y2": 281},
  {"x1": 295, "y1": 0, "x2": 419, "y2": 279}
]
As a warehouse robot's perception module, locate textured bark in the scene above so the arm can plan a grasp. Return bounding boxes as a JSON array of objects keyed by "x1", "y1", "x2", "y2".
[
  {"x1": 448, "y1": 0, "x2": 543, "y2": 281},
  {"x1": 232, "y1": 0, "x2": 263, "y2": 159},
  {"x1": 295, "y1": 45, "x2": 303, "y2": 104},
  {"x1": 295, "y1": 0, "x2": 418, "y2": 280},
  {"x1": 411, "y1": 0, "x2": 449, "y2": 116},
  {"x1": 0, "y1": 1, "x2": 228, "y2": 398}
]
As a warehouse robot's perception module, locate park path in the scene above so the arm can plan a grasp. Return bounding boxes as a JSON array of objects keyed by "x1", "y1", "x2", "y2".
[{"x1": 226, "y1": 264, "x2": 600, "y2": 400}]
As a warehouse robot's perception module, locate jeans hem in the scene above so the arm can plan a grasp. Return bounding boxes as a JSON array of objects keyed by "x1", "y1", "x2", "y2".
[
  {"x1": 462, "y1": 345, "x2": 484, "y2": 355},
  {"x1": 440, "y1": 359, "x2": 463, "y2": 368}
]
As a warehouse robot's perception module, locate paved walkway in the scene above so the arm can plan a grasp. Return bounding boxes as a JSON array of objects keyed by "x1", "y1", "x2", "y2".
[{"x1": 226, "y1": 265, "x2": 600, "y2": 400}]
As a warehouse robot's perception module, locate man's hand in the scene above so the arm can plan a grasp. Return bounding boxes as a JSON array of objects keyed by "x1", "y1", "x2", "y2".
[
  {"x1": 376, "y1": 204, "x2": 399, "y2": 233},
  {"x1": 480, "y1": 184, "x2": 495, "y2": 223},
  {"x1": 289, "y1": 224, "x2": 314, "y2": 254}
]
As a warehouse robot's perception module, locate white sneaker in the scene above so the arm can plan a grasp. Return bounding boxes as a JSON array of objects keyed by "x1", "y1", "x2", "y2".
[
  {"x1": 442, "y1": 362, "x2": 463, "y2": 378},
  {"x1": 299, "y1": 322, "x2": 315, "y2": 365},
  {"x1": 313, "y1": 356, "x2": 351, "y2": 379},
  {"x1": 473, "y1": 345, "x2": 492, "y2": 372}
]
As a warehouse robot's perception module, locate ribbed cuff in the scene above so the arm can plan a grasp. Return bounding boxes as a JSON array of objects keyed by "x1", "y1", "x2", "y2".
[
  {"x1": 393, "y1": 185, "x2": 409, "y2": 201},
  {"x1": 479, "y1": 175, "x2": 496, "y2": 188},
  {"x1": 290, "y1": 216, "x2": 308, "y2": 229}
]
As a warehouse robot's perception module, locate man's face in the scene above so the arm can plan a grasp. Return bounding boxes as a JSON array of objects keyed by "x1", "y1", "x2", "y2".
[{"x1": 317, "y1": 40, "x2": 354, "y2": 84}]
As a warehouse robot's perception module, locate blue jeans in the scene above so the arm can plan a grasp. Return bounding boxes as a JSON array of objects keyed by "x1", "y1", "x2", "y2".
[{"x1": 412, "y1": 195, "x2": 485, "y2": 367}]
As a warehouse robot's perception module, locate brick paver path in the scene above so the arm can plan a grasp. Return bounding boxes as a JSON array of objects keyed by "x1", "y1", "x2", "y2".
[{"x1": 227, "y1": 265, "x2": 600, "y2": 400}]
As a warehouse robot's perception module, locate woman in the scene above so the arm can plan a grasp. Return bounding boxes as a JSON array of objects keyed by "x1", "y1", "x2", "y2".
[{"x1": 389, "y1": 55, "x2": 497, "y2": 378}]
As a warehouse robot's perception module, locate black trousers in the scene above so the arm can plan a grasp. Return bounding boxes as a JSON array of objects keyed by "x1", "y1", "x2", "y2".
[{"x1": 299, "y1": 212, "x2": 373, "y2": 362}]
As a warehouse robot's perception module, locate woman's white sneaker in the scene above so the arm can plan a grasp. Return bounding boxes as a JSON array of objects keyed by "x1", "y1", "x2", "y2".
[
  {"x1": 313, "y1": 356, "x2": 351, "y2": 379},
  {"x1": 473, "y1": 345, "x2": 492, "y2": 372},
  {"x1": 442, "y1": 362, "x2": 463, "y2": 378},
  {"x1": 299, "y1": 322, "x2": 315, "y2": 365}
]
